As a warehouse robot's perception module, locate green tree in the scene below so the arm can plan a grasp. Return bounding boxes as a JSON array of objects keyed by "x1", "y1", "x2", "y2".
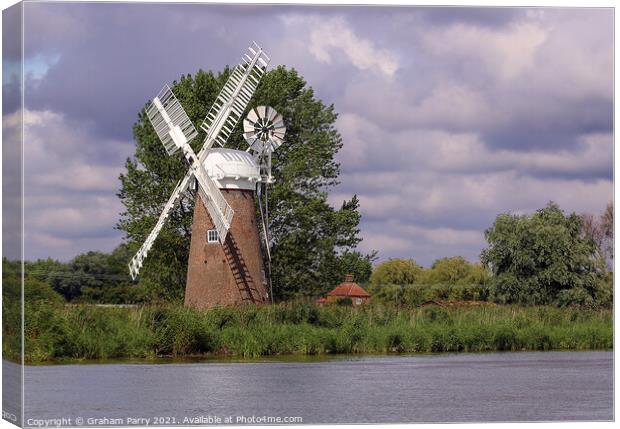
[
  {"x1": 35, "y1": 245, "x2": 142, "y2": 303},
  {"x1": 314, "y1": 249, "x2": 377, "y2": 295},
  {"x1": 370, "y1": 258, "x2": 423, "y2": 287},
  {"x1": 74, "y1": 245, "x2": 146, "y2": 304},
  {"x1": 481, "y1": 202, "x2": 602, "y2": 306},
  {"x1": 335, "y1": 250, "x2": 376, "y2": 284},
  {"x1": 117, "y1": 66, "x2": 369, "y2": 301},
  {"x1": 418, "y1": 256, "x2": 490, "y2": 286},
  {"x1": 3, "y1": 259, "x2": 65, "y2": 305},
  {"x1": 26, "y1": 258, "x2": 65, "y2": 282}
]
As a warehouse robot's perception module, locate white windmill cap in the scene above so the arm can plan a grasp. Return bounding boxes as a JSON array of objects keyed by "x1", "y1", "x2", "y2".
[{"x1": 203, "y1": 148, "x2": 261, "y2": 191}]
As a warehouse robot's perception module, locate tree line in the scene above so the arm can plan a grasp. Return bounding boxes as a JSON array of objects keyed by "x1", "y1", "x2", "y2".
[{"x1": 368, "y1": 202, "x2": 613, "y2": 308}]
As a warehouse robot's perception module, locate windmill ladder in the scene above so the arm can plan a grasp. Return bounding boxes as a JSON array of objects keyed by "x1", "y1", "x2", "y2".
[{"x1": 222, "y1": 233, "x2": 261, "y2": 303}]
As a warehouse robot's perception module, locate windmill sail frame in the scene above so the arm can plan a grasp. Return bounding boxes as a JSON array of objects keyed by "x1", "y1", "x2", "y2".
[
  {"x1": 146, "y1": 85, "x2": 198, "y2": 156},
  {"x1": 200, "y1": 41, "x2": 270, "y2": 153},
  {"x1": 128, "y1": 42, "x2": 270, "y2": 280}
]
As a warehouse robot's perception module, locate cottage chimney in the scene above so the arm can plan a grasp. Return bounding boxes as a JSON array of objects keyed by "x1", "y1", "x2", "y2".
[{"x1": 345, "y1": 273, "x2": 354, "y2": 283}]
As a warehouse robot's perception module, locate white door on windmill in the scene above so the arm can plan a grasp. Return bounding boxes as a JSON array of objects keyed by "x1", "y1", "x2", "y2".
[{"x1": 128, "y1": 42, "x2": 271, "y2": 281}]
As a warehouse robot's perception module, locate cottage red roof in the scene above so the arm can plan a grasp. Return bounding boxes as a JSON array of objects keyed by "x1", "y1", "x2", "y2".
[{"x1": 326, "y1": 274, "x2": 371, "y2": 298}]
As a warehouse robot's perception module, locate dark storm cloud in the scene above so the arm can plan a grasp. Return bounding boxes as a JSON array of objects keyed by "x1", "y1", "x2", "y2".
[
  {"x1": 23, "y1": 3, "x2": 289, "y2": 140},
  {"x1": 11, "y1": 3, "x2": 613, "y2": 264},
  {"x1": 482, "y1": 97, "x2": 613, "y2": 152}
]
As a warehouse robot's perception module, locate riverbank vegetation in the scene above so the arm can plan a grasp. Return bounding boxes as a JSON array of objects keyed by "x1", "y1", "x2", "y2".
[{"x1": 4, "y1": 299, "x2": 613, "y2": 363}]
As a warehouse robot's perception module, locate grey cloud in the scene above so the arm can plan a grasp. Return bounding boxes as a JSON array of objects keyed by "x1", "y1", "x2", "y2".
[
  {"x1": 334, "y1": 9, "x2": 613, "y2": 156},
  {"x1": 357, "y1": 220, "x2": 487, "y2": 267},
  {"x1": 332, "y1": 169, "x2": 612, "y2": 265},
  {"x1": 336, "y1": 112, "x2": 612, "y2": 183},
  {"x1": 2, "y1": 3, "x2": 22, "y2": 61},
  {"x1": 2, "y1": 75, "x2": 21, "y2": 115},
  {"x1": 8, "y1": 108, "x2": 133, "y2": 261},
  {"x1": 3, "y1": 3, "x2": 23, "y2": 115},
  {"x1": 2, "y1": 108, "x2": 23, "y2": 261},
  {"x1": 417, "y1": 6, "x2": 524, "y2": 28}
]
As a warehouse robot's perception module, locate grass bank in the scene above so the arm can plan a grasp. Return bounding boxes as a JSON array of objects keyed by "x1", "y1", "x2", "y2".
[{"x1": 7, "y1": 302, "x2": 613, "y2": 363}]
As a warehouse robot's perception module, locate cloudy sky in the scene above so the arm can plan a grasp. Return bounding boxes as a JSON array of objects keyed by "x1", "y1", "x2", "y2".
[{"x1": 2, "y1": 3, "x2": 613, "y2": 266}]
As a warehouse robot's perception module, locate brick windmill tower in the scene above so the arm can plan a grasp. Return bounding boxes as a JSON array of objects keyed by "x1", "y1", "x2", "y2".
[{"x1": 128, "y1": 43, "x2": 286, "y2": 308}]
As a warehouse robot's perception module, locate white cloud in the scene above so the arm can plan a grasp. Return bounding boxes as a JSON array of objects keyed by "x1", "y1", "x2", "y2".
[
  {"x1": 360, "y1": 231, "x2": 412, "y2": 254},
  {"x1": 423, "y1": 21, "x2": 547, "y2": 81},
  {"x1": 281, "y1": 15, "x2": 399, "y2": 77},
  {"x1": 422, "y1": 227, "x2": 484, "y2": 248},
  {"x1": 411, "y1": 82, "x2": 492, "y2": 130},
  {"x1": 527, "y1": 10, "x2": 613, "y2": 101},
  {"x1": 344, "y1": 167, "x2": 612, "y2": 264},
  {"x1": 31, "y1": 164, "x2": 124, "y2": 192},
  {"x1": 21, "y1": 109, "x2": 130, "y2": 192}
]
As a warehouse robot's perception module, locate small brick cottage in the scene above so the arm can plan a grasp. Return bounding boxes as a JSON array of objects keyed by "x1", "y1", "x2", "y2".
[{"x1": 318, "y1": 274, "x2": 371, "y2": 306}]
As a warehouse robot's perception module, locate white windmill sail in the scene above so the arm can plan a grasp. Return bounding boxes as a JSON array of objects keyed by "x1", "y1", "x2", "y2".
[
  {"x1": 180, "y1": 41, "x2": 269, "y2": 238},
  {"x1": 129, "y1": 42, "x2": 270, "y2": 280},
  {"x1": 129, "y1": 85, "x2": 233, "y2": 279},
  {"x1": 199, "y1": 41, "x2": 270, "y2": 156},
  {"x1": 148, "y1": 86, "x2": 235, "y2": 243},
  {"x1": 146, "y1": 85, "x2": 198, "y2": 155},
  {"x1": 129, "y1": 173, "x2": 193, "y2": 280},
  {"x1": 186, "y1": 42, "x2": 270, "y2": 243}
]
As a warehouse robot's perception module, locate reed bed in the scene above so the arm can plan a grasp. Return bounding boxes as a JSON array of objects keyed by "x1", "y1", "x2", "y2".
[{"x1": 11, "y1": 302, "x2": 613, "y2": 363}]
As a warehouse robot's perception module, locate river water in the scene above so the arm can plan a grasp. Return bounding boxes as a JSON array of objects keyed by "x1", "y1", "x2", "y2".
[{"x1": 7, "y1": 351, "x2": 614, "y2": 425}]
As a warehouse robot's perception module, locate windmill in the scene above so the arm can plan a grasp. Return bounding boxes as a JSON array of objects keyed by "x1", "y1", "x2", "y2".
[{"x1": 128, "y1": 42, "x2": 286, "y2": 308}]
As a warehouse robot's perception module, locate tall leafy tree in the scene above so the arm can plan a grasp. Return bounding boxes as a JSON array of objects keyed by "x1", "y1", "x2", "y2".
[
  {"x1": 117, "y1": 66, "x2": 370, "y2": 301},
  {"x1": 481, "y1": 202, "x2": 605, "y2": 306}
]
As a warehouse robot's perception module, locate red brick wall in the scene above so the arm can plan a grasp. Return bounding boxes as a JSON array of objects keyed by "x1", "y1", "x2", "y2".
[{"x1": 184, "y1": 189, "x2": 269, "y2": 309}]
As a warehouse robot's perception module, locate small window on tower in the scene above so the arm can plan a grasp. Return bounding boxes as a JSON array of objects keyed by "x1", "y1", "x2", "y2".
[{"x1": 207, "y1": 229, "x2": 218, "y2": 243}]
